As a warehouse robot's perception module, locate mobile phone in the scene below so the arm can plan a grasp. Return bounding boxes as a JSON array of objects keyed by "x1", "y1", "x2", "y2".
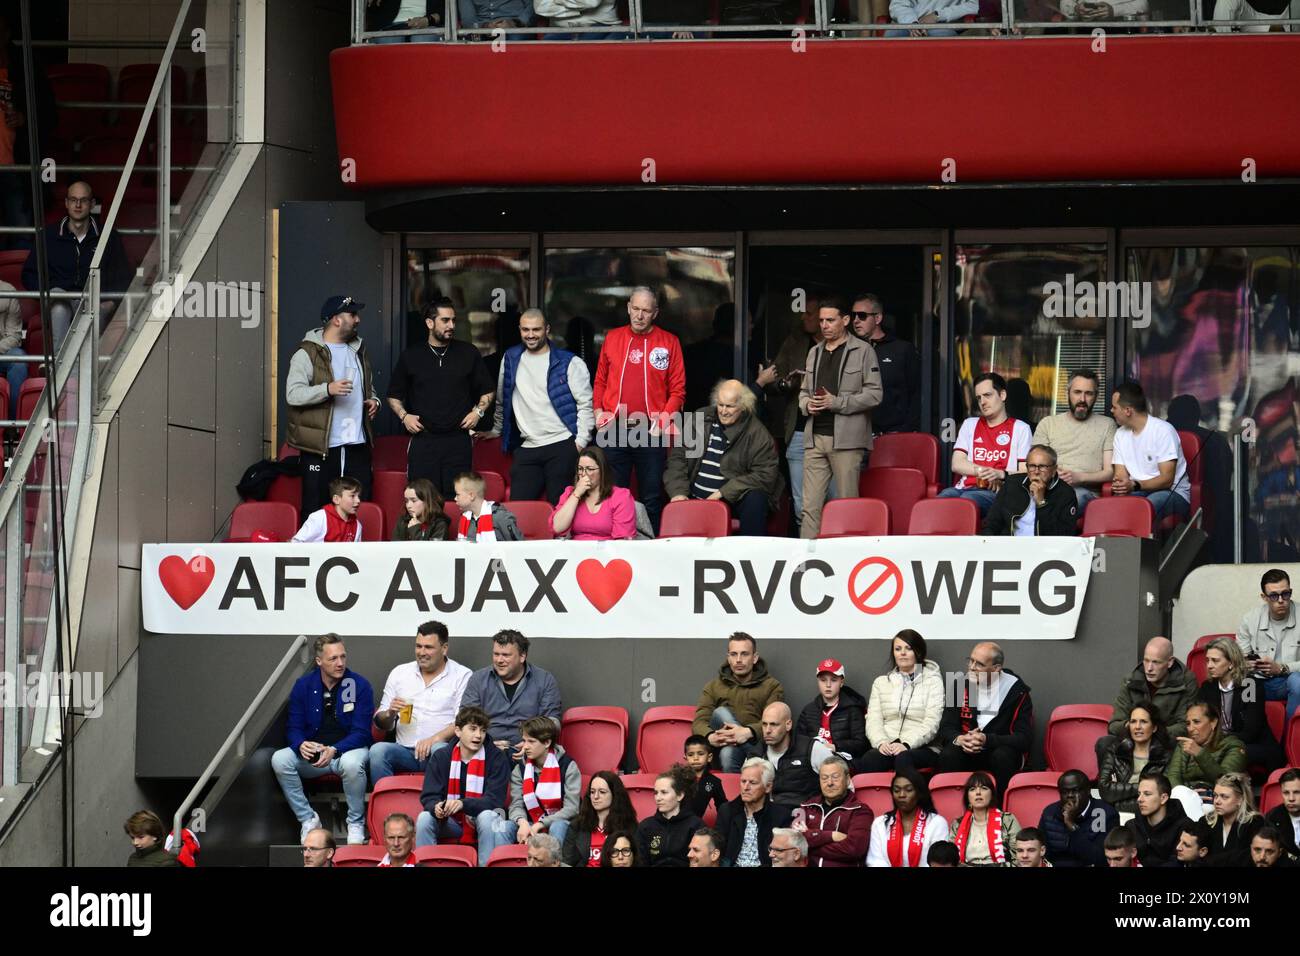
[{"x1": 815, "y1": 386, "x2": 829, "y2": 398}]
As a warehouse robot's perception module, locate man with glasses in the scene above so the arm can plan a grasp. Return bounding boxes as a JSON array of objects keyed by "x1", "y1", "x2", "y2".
[
  {"x1": 851, "y1": 293, "x2": 919, "y2": 435},
  {"x1": 22, "y1": 180, "x2": 130, "y2": 348},
  {"x1": 1237, "y1": 569, "x2": 1300, "y2": 724},
  {"x1": 925, "y1": 642, "x2": 1034, "y2": 797},
  {"x1": 768, "y1": 827, "x2": 809, "y2": 867},
  {"x1": 301, "y1": 827, "x2": 336, "y2": 867},
  {"x1": 981, "y1": 444, "x2": 1080, "y2": 536}
]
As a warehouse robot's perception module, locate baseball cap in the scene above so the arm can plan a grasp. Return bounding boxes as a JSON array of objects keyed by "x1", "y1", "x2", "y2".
[
  {"x1": 321, "y1": 295, "x2": 364, "y2": 324},
  {"x1": 816, "y1": 658, "x2": 845, "y2": 678}
]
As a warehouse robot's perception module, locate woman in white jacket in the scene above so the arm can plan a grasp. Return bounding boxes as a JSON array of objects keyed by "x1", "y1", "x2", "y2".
[
  {"x1": 866, "y1": 768, "x2": 949, "y2": 867},
  {"x1": 856, "y1": 630, "x2": 945, "y2": 774}
]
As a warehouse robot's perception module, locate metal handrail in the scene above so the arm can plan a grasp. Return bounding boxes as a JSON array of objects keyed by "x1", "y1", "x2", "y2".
[{"x1": 170, "y1": 636, "x2": 310, "y2": 855}]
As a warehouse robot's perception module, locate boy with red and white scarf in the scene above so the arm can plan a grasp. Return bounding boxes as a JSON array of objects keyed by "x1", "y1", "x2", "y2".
[
  {"x1": 452, "y1": 471, "x2": 523, "y2": 542},
  {"x1": 481, "y1": 715, "x2": 580, "y2": 857},
  {"x1": 415, "y1": 706, "x2": 512, "y2": 866},
  {"x1": 291, "y1": 475, "x2": 364, "y2": 542}
]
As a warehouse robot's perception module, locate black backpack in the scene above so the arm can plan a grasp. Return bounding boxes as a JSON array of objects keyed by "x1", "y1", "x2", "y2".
[{"x1": 236, "y1": 456, "x2": 300, "y2": 501}]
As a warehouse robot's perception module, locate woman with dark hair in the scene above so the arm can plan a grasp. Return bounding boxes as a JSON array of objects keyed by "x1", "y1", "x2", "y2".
[
  {"x1": 948, "y1": 771, "x2": 1021, "y2": 867},
  {"x1": 562, "y1": 771, "x2": 639, "y2": 868},
  {"x1": 867, "y1": 768, "x2": 950, "y2": 867},
  {"x1": 551, "y1": 445, "x2": 637, "y2": 540},
  {"x1": 635, "y1": 764, "x2": 703, "y2": 867},
  {"x1": 856, "y1": 630, "x2": 945, "y2": 774},
  {"x1": 391, "y1": 478, "x2": 449, "y2": 541},
  {"x1": 599, "y1": 831, "x2": 639, "y2": 868},
  {"x1": 1098, "y1": 704, "x2": 1172, "y2": 813},
  {"x1": 1204, "y1": 772, "x2": 1264, "y2": 866},
  {"x1": 1198, "y1": 637, "x2": 1284, "y2": 771},
  {"x1": 1167, "y1": 700, "x2": 1248, "y2": 804}
]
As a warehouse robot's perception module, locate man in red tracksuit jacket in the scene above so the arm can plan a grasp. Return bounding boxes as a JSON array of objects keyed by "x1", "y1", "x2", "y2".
[
  {"x1": 798, "y1": 755, "x2": 873, "y2": 867},
  {"x1": 592, "y1": 286, "x2": 686, "y2": 533}
]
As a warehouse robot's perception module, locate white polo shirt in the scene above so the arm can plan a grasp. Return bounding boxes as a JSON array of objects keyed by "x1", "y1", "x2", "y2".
[
  {"x1": 377, "y1": 658, "x2": 472, "y2": 747},
  {"x1": 1112, "y1": 416, "x2": 1190, "y2": 503}
]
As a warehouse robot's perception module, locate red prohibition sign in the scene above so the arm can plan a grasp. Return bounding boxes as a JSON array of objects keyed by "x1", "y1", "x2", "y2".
[{"x1": 847, "y1": 557, "x2": 904, "y2": 615}]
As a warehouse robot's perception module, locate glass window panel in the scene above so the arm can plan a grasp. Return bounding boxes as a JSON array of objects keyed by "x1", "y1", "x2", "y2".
[
  {"x1": 954, "y1": 243, "x2": 1109, "y2": 429},
  {"x1": 404, "y1": 247, "x2": 530, "y2": 355}
]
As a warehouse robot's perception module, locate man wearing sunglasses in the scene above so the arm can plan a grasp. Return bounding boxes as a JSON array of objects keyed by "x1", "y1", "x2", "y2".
[
  {"x1": 1237, "y1": 568, "x2": 1300, "y2": 724},
  {"x1": 850, "y1": 293, "x2": 919, "y2": 435}
]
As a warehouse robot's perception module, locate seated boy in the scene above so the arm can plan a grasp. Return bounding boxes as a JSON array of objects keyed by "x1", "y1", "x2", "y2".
[
  {"x1": 292, "y1": 475, "x2": 364, "y2": 542},
  {"x1": 684, "y1": 734, "x2": 727, "y2": 820},
  {"x1": 453, "y1": 471, "x2": 523, "y2": 541}
]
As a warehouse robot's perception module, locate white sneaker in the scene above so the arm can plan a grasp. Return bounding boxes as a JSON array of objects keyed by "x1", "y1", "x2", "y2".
[
  {"x1": 347, "y1": 823, "x2": 366, "y2": 845},
  {"x1": 299, "y1": 814, "x2": 322, "y2": 844}
]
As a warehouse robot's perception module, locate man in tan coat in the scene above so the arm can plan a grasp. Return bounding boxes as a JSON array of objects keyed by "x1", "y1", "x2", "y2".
[{"x1": 693, "y1": 632, "x2": 784, "y2": 773}]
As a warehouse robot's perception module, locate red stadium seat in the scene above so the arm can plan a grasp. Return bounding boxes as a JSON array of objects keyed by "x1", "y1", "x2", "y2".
[
  {"x1": 559, "y1": 706, "x2": 628, "y2": 773},
  {"x1": 658, "y1": 500, "x2": 731, "y2": 538},
  {"x1": 371, "y1": 469, "x2": 408, "y2": 537},
  {"x1": 356, "y1": 502, "x2": 384, "y2": 542},
  {"x1": 858, "y1": 467, "x2": 926, "y2": 536},
  {"x1": 1260, "y1": 767, "x2": 1288, "y2": 815},
  {"x1": 1287, "y1": 713, "x2": 1300, "y2": 768},
  {"x1": 907, "y1": 497, "x2": 979, "y2": 536},
  {"x1": 227, "y1": 501, "x2": 298, "y2": 543},
  {"x1": 1186, "y1": 634, "x2": 1233, "y2": 685},
  {"x1": 486, "y1": 844, "x2": 530, "y2": 867},
  {"x1": 620, "y1": 773, "x2": 659, "y2": 820},
  {"x1": 118, "y1": 63, "x2": 188, "y2": 103},
  {"x1": 415, "y1": 845, "x2": 477, "y2": 867},
  {"x1": 16, "y1": 378, "x2": 46, "y2": 440},
  {"x1": 715, "y1": 772, "x2": 741, "y2": 803},
  {"x1": 850, "y1": 772, "x2": 896, "y2": 817},
  {"x1": 1161, "y1": 430, "x2": 1203, "y2": 534},
  {"x1": 870, "y1": 433, "x2": 941, "y2": 498},
  {"x1": 928, "y1": 772, "x2": 970, "y2": 823},
  {"x1": 332, "y1": 845, "x2": 386, "y2": 867},
  {"x1": 1266, "y1": 701, "x2": 1285, "y2": 744},
  {"x1": 372, "y1": 435, "x2": 410, "y2": 472},
  {"x1": 507, "y1": 500, "x2": 556, "y2": 540},
  {"x1": 45, "y1": 63, "x2": 111, "y2": 144},
  {"x1": 367, "y1": 775, "x2": 425, "y2": 845},
  {"x1": 1003, "y1": 772, "x2": 1063, "y2": 828},
  {"x1": 635, "y1": 705, "x2": 696, "y2": 773},
  {"x1": 480, "y1": 470, "x2": 507, "y2": 503},
  {"x1": 1081, "y1": 496, "x2": 1154, "y2": 538},
  {"x1": 1044, "y1": 705, "x2": 1112, "y2": 779},
  {"x1": 266, "y1": 450, "x2": 302, "y2": 524},
  {"x1": 443, "y1": 501, "x2": 462, "y2": 540},
  {"x1": 473, "y1": 439, "x2": 515, "y2": 496},
  {"x1": 818, "y1": 498, "x2": 890, "y2": 537}
]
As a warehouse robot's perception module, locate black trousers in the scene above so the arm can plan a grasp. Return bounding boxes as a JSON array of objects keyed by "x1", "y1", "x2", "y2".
[
  {"x1": 408, "y1": 430, "x2": 473, "y2": 500},
  {"x1": 932, "y1": 744, "x2": 1024, "y2": 800},
  {"x1": 300, "y1": 442, "x2": 372, "y2": 515},
  {"x1": 510, "y1": 438, "x2": 579, "y2": 505}
]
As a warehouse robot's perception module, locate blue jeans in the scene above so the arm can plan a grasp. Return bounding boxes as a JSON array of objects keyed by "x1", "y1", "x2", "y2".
[
  {"x1": 4, "y1": 348, "x2": 28, "y2": 417},
  {"x1": 368, "y1": 740, "x2": 450, "y2": 783},
  {"x1": 1131, "y1": 489, "x2": 1190, "y2": 523},
  {"x1": 884, "y1": 26, "x2": 957, "y2": 36},
  {"x1": 710, "y1": 705, "x2": 747, "y2": 773},
  {"x1": 938, "y1": 486, "x2": 997, "y2": 516},
  {"x1": 478, "y1": 812, "x2": 571, "y2": 858},
  {"x1": 603, "y1": 442, "x2": 666, "y2": 533},
  {"x1": 1262, "y1": 672, "x2": 1300, "y2": 724},
  {"x1": 1073, "y1": 486, "x2": 1099, "y2": 512},
  {"x1": 415, "y1": 808, "x2": 503, "y2": 864},
  {"x1": 271, "y1": 745, "x2": 369, "y2": 827}
]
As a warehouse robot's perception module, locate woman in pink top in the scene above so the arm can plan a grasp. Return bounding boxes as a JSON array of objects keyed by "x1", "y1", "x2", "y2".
[{"x1": 551, "y1": 446, "x2": 637, "y2": 540}]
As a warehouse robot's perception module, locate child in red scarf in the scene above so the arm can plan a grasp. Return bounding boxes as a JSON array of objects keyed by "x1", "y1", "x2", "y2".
[{"x1": 292, "y1": 476, "x2": 363, "y2": 542}]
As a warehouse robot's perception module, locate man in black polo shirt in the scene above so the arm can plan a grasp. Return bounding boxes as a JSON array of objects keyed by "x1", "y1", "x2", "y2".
[{"x1": 387, "y1": 297, "x2": 496, "y2": 498}]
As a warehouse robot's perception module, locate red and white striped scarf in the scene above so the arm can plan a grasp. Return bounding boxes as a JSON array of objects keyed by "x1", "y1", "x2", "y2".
[
  {"x1": 954, "y1": 808, "x2": 1005, "y2": 865},
  {"x1": 887, "y1": 810, "x2": 930, "y2": 868},
  {"x1": 457, "y1": 503, "x2": 496, "y2": 542},
  {"x1": 447, "y1": 744, "x2": 486, "y2": 844},
  {"x1": 521, "y1": 749, "x2": 563, "y2": 823}
]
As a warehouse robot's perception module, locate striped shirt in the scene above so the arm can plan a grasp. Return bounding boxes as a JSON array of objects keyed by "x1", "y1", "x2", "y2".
[{"x1": 691, "y1": 422, "x2": 728, "y2": 498}]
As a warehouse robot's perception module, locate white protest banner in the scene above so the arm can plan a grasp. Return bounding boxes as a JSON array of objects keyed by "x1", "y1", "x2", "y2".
[{"x1": 143, "y1": 537, "x2": 1095, "y2": 640}]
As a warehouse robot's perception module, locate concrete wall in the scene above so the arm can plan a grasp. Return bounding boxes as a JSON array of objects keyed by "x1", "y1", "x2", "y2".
[{"x1": 1172, "y1": 561, "x2": 1300, "y2": 660}]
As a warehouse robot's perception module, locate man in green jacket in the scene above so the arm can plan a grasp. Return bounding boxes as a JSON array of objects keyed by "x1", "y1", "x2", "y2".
[
  {"x1": 1095, "y1": 636, "x2": 1200, "y2": 766},
  {"x1": 693, "y1": 633, "x2": 784, "y2": 773},
  {"x1": 664, "y1": 380, "x2": 786, "y2": 537}
]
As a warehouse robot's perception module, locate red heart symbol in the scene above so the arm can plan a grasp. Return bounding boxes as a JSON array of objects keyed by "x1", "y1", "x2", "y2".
[
  {"x1": 159, "y1": 554, "x2": 216, "y2": 610},
  {"x1": 575, "y1": 559, "x2": 633, "y2": 614}
]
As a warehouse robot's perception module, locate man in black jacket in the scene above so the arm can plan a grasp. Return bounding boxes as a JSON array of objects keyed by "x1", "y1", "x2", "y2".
[
  {"x1": 851, "y1": 293, "x2": 919, "y2": 435},
  {"x1": 1175, "y1": 820, "x2": 1212, "y2": 867},
  {"x1": 744, "y1": 702, "x2": 820, "y2": 808},
  {"x1": 796, "y1": 658, "x2": 868, "y2": 767},
  {"x1": 1265, "y1": 768, "x2": 1300, "y2": 860},
  {"x1": 982, "y1": 445, "x2": 1080, "y2": 536},
  {"x1": 931, "y1": 642, "x2": 1034, "y2": 797},
  {"x1": 1041, "y1": 769, "x2": 1119, "y2": 868},
  {"x1": 1128, "y1": 771, "x2": 1187, "y2": 867},
  {"x1": 716, "y1": 757, "x2": 793, "y2": 867}
]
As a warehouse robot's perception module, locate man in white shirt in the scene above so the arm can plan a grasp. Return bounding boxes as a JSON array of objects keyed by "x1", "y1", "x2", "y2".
[
  {"x1": 291, "y1": 476, "x2": 364, "y2": 543},
  {"x1": 1032, "y1": 369, "x2": 1115, "y2": 512},
  {"x1": 489, "y1": 308, "x2": 594, "y2": 505},
  {"x1": 1237, "y1": 569, "x2": 1300, "y2": 724},
  {"x1": 1109, "y1": 382, "x2": 1190, "y2": 522},
  {"x1": 369, "y1": 621, "x2": 472, "y2": 782}
]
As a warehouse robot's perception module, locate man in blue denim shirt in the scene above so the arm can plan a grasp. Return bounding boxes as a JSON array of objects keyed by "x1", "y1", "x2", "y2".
[
  {"x1": 459, "y1": 0, "x2": 535, "y2": 28},
  {"x1": 272, "y1": 634, "x2": 375, "y2": 845},
  {"x1": 460, "y1": 630, "x2": 561, "y2": 757}
]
